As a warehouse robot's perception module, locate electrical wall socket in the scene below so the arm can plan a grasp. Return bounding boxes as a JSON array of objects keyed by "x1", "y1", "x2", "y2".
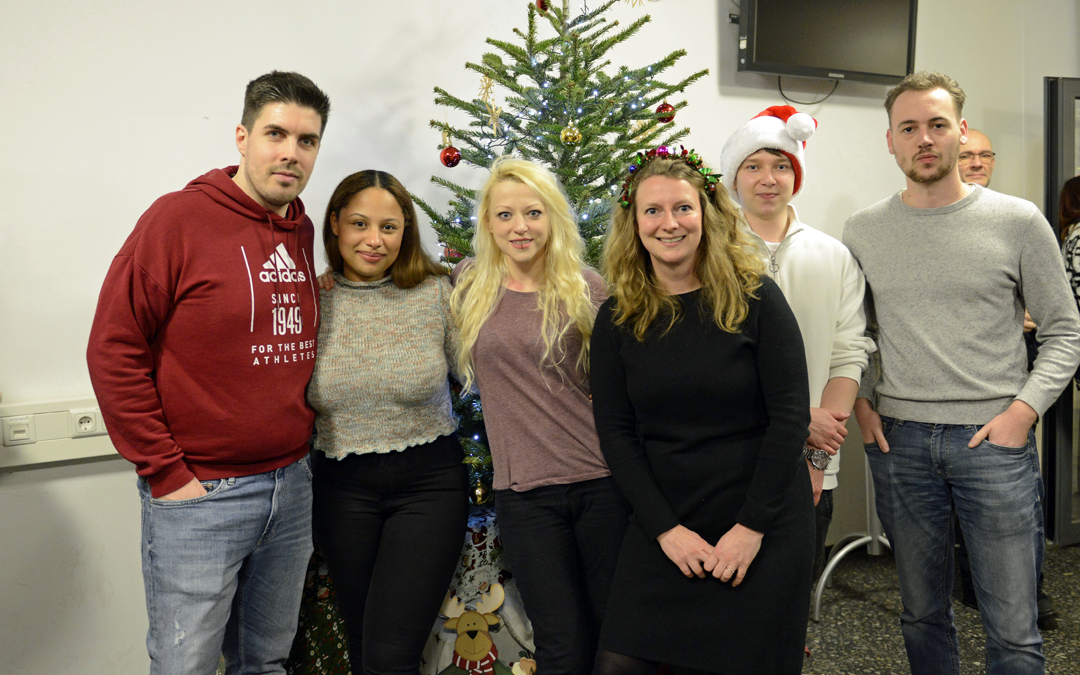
[
  {"x1": 69, "y1": 408, "x2": 107, "y2": 438},
  {"x1": 0, "y1": 398, "x2": 117, "y2": 470}
]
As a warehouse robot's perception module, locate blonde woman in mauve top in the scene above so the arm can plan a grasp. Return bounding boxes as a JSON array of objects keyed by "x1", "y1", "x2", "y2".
[
  {"x1": 306, "y1": 170, "x2": 468, "y2": 674},
  {"x1": 450, "y1": 158, "x2": 630, "y2": 675}
]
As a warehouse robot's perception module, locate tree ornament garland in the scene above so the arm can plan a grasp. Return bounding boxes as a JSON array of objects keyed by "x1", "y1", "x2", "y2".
[
  {"x1": 656, "y1": 100, "x2": 676, "y2": 123},
  {"x1": 560, "y1": 121, "x2": 582, "y2": 145}
]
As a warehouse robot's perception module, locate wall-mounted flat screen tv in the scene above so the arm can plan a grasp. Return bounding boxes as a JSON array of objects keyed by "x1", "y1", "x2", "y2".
[{"x1": 737, "y1": 0, "x2": 918, "y2": 85}]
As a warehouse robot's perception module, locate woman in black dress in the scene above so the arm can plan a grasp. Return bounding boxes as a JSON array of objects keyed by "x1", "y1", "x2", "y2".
[{"x1": 589, "y1": 148, "x2": 814, "y2": 675}]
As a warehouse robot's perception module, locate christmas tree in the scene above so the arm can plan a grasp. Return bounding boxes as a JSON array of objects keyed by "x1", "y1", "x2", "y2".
[
  {"x1": 417, "y1": 0, "x2": 707, "y2": 500},
  {"x1": 454, "y1": 390, "x2": 494, "y2": 505},
  {"x1": 414, "y1": 0, "x2": 708, "y2": 267}
]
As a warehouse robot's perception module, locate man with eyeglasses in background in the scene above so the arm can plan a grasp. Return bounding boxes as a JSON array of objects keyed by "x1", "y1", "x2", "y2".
[
  {"x1": 959, "y1": 129, "x2": 996, "y2": 188},
  {"x1": 955, "y1": 128, "x2": 1058, "y2": 629}
]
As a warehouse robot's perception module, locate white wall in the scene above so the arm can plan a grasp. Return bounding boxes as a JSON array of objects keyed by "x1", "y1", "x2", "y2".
[
  {"x1": 1, "y1": 1, "x2": 1077, "y2": 672},
  {"x1": 0, "y1": 458, "x2": 145, "y2": 674}
]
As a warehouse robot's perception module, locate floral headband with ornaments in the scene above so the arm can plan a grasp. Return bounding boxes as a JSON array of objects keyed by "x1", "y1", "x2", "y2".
[{"x1": 618, "y1": 145, "x2": 720, "y2": 209}]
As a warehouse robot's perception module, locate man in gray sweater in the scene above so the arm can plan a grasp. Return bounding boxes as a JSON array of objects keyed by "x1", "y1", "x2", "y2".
[{"x1": 844, "y1": 71, "x2": 1080, "y2": 675}]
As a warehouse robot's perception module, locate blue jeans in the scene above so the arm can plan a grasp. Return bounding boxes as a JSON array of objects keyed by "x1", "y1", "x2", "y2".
[
  {"x1": 865, "y1": 417, "x2": 1044, "y2": 675},
  {"x1": 138, "y1": 456, "x2": 313, "y2": 675}
]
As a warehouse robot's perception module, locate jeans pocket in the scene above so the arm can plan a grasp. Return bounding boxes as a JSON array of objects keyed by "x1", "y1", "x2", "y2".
[
  {"x1": 880, "y1": 416, "x2": 902, "y2": 443},
  {"x1": 148, "y1": 478, "x2": 228, "y2": 507},
  {"x1": 301, "y1": 453, "x2": 314, "y2": 480},
  {"x1": 981, "y1": 439, "x2": 1029, "y2": 453}
]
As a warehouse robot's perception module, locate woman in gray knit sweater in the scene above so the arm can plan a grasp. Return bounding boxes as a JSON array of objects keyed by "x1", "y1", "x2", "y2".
[{"x1": 306, "y1": 170, "x2": 469, "y2": 674}]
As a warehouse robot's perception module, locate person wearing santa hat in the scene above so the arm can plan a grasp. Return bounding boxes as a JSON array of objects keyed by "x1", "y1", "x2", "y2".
[{"x1": 720, "y1": 106, "x2": 875, "y2": 584}]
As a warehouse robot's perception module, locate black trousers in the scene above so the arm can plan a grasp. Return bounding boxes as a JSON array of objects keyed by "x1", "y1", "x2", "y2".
[
  {"x1": 493, "y1": 476, "x2": 631, "y2": 675},
  {"x1": 311, "y1": 435, "x2": 469, "y2": 675}
]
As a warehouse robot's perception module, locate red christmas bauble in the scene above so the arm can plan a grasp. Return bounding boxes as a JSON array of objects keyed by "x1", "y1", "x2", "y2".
[
  {"x1": 656, "y1": 101, "x2": 676, "y2": 123},
  {"x1": 536, "y1": 0, "x2": 548, "y2": 11},
  {"x1": 443, "y1": 245, "x2": 464, "y2": 260},
  {"x1": 440, "y1": 146, "x2": 461, "y2": 168}
]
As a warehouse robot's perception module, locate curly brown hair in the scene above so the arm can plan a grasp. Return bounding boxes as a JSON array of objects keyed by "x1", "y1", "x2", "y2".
[{"x1": 601, "y1": 156, "x2": 763, "y2": 341}]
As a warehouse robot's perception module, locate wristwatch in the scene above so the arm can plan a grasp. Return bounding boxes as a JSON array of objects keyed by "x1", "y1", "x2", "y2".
[{"x1": 803, "y1": 445, "x2": 831, "y2": 471}]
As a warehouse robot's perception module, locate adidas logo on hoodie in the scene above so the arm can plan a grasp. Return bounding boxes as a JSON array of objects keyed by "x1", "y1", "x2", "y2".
[{"x1": 259, "y1": 243, "x2": 308, "y2": 283}]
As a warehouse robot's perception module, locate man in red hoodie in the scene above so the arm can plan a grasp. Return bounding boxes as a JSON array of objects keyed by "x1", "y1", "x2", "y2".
[{"x1": 87, "y1": 71, "x2": 330, "y2": 675}]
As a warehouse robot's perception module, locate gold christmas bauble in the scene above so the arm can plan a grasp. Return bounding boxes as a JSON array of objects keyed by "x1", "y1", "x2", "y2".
[
  {"x1": 472, "y1": 482, "x2": 490, "y2": 505},
  {"x1": 560, "y1": 122, "x2": 582, "y2": 145}
]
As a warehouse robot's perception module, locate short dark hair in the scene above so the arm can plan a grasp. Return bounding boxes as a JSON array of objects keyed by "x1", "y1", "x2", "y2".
[
  {"x1": 323, "y1": 170, "x2": 447, "y2": 289},
  {"x1": 241, "y1": 71, "x2": 331, "y2": 134},
  {"x1": 884, "y1": 71, "x2": 965, "y2": 125}
]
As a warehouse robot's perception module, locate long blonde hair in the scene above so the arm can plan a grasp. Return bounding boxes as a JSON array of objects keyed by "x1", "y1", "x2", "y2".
[
  {"x1": 452, "y1": 158, "x2": 597, "y2": 390},
  {"x1": 601, "y1": 156, "x2": 763, "y2": 341}
]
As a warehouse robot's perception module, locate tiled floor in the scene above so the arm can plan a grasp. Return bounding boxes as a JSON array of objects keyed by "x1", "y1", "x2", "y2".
[{"x1": 805, "y1": 544, "x2": 1080, "y2": 674}]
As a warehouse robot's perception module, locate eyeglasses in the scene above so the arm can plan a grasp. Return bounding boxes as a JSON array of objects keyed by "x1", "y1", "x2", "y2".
[{"x1": 959, "y1": 151, "x2": 996, "y2": 164}]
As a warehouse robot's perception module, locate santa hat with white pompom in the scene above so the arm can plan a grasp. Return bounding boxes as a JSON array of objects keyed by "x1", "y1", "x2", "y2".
[{"x1": 719, "y1": 105, "x2": 817, "y2": 202}]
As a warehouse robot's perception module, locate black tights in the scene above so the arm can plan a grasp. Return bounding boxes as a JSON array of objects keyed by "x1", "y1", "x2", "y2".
[
  {"x1": 592, "y1": 651, "x2": 715, "y2": 675},
  {"x1": 311, "y1": 437, "x2": 469, "y2": 675}
]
